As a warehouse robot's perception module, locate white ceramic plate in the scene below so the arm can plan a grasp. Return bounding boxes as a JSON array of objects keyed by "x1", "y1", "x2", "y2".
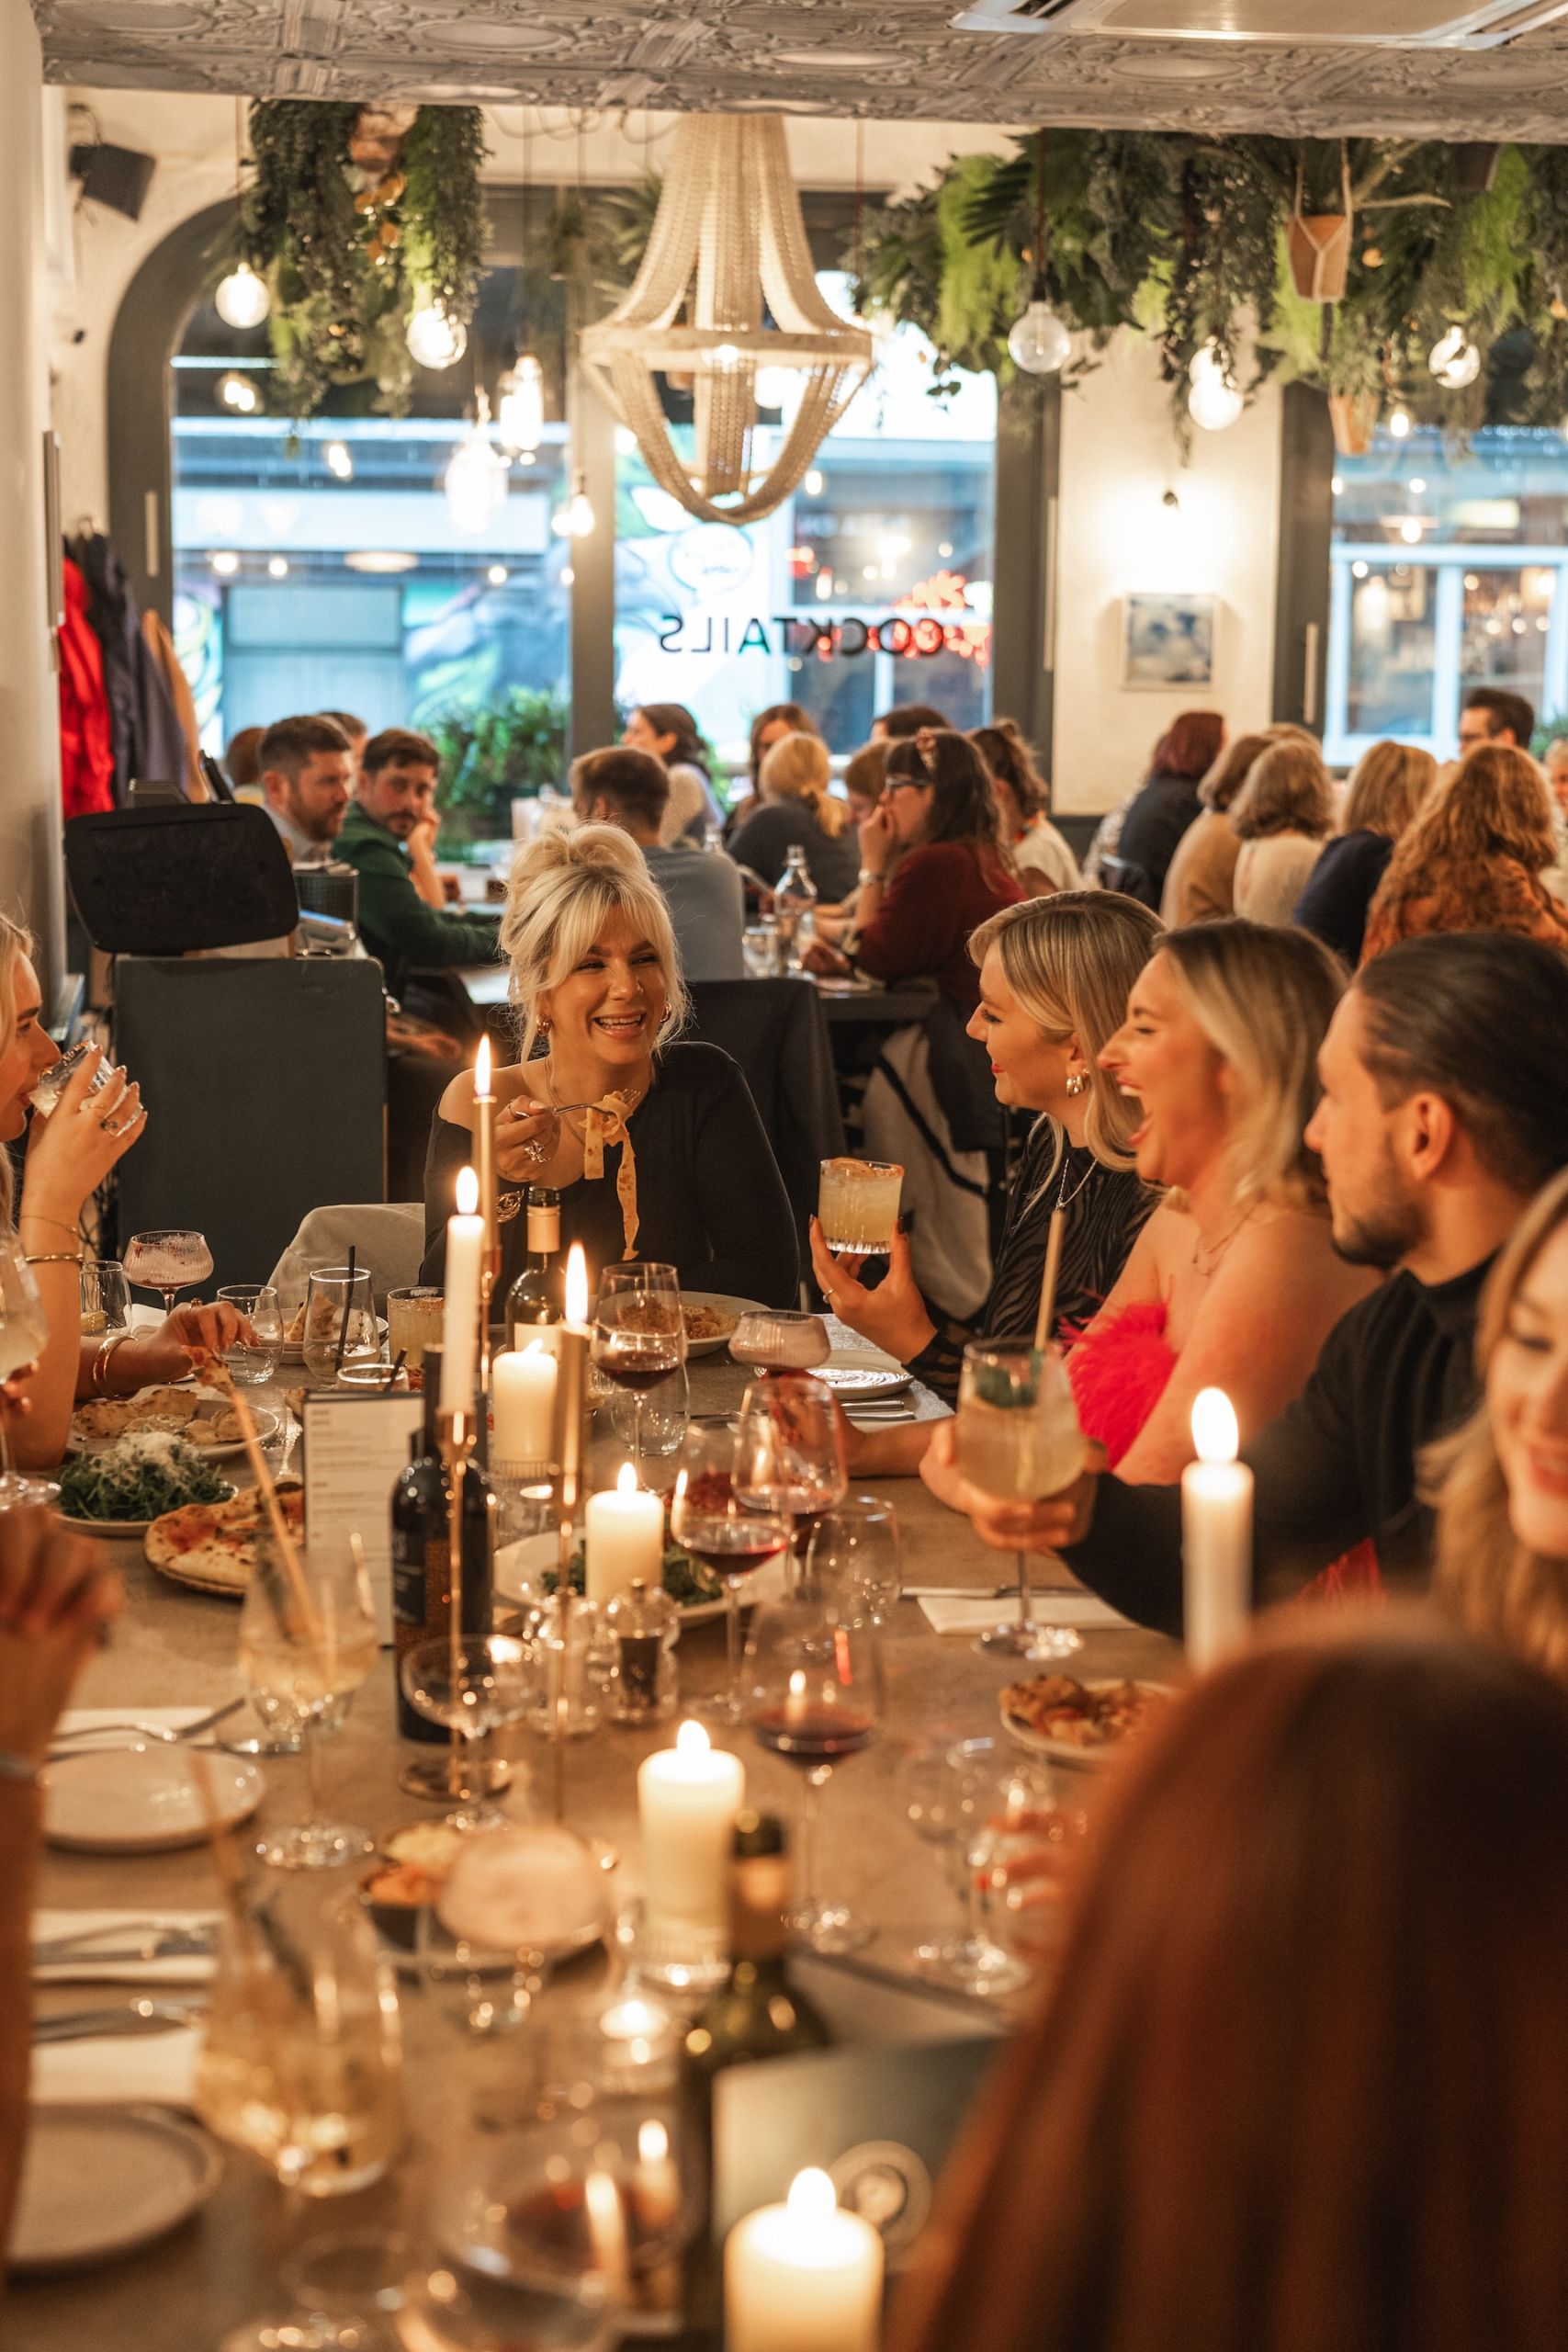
[
  {"x1": 44, "y1": 1747, "x2": 265, "y2": 1853},
  {"x1": 58, "y1": 1481, "x2": 236, "y2": 1541},
  {"x1": 492, "y1": 1530, "x2": 776, "y2": 1626},
  {"x1": 68, "y1": 1383, "x2": 276, "y2": 1462},
  {"x1": 999, "y1": 1678, "x2": 1175, "y2": 1769},
  {"x1": 816, "y1": 1344, "x2": 913, "y2": 1399},
  {"x1": 681, "y1": 1292, "x2": 763, "y2": 1360},
  {"x1": 9, "y1": 2105, "x2": 223, "y2": 2274}
]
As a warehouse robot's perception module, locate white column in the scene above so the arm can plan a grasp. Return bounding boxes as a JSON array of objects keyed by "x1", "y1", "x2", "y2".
[{"x1": 0, "y1": 10, "x2": 65, "y2": 995}]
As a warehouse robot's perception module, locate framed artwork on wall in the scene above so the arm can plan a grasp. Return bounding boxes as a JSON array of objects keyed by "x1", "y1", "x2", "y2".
[{"x1": 1122, "y1": 592, "x2": 1217, "y2": 690}]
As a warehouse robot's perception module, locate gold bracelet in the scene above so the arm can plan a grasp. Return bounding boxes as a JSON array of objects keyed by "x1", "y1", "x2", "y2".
[
  {"x1": 91, "y1": 1330, "x2": 133, "y2": 1396},
  {"x1": 24, "y1": 1250, "x2": 83, "y2": 1266},
  {"x1": 18, "y1": 1214, "x2": 81, "y2": 1240}
]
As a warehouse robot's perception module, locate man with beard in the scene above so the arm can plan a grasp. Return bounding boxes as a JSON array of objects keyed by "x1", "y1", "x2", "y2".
[
  {"x1": 335, "y1": 728, "x2": 500, "y2": 1000},
  {"x1": 932, "y1": 932, "x2": 1568, "y2": 1633}
]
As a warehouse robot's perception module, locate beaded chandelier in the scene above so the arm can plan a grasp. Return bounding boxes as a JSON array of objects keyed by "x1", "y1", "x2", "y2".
[{"x1": 580, "y1": 115, "x2": 874, "y2": 526}]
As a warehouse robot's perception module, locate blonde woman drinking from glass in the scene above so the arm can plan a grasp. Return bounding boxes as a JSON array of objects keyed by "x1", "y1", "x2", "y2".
[{"x1": 423, "y1": 825, "x2": 796, "y2": 1305}]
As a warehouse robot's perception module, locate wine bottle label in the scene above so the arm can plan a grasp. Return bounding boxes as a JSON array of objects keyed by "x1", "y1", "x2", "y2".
[
  {"x1": 526, "y1": 1204, "x2": 560, "y2": 1251},
  {"x1": 391, "y1": 1530, "x2": 450, "y2": 1744}
]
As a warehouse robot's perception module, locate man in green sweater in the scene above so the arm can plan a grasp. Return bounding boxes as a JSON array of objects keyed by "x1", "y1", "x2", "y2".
[{"x1": 335, "y1": 728, "x2": 502, "y2": 1000}]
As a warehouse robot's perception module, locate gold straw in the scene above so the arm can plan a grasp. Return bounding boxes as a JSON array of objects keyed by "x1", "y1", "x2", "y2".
[
  {"x1": 1032, "y1": 1208, "x2": 1066, "y2": 1355},
  {"x1": 202, "y1": 1357, "x2": 325, "y2": 1658}
]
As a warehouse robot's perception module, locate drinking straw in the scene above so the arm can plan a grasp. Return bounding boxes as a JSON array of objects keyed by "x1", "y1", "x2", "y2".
[
  {"x1": 1032, "y1": 1208, "x2": 1066, "y2": 1355},
  {"x1": 334, "y1": 1247, "x2": 357, "y2": 1370},
  {"x1": 201, "y1": 1357, "x2": 325, "y2": 1660},
  {"x1": 385, "y1": 1349, "x2": 407, "y2": 1392}
]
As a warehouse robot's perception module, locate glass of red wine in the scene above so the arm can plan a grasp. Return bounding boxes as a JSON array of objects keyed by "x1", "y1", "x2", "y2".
[
  {"x1": 743, "y1": 1594, "x2": 883, "y2": 1955},
  {"x1": 670, "y1": 1430, "x2": 791, "y2": 1727},
  {"x1": 731, "y1": 1374, "x2": 846, "y2": 1589},
  {"x1": 592, "y1": 1263, "x2": 685, "y2": 1475}
]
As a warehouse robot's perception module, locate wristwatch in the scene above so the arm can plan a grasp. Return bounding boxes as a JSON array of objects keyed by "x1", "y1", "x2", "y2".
[{"x1": 857, "y1": 868, "x2": 884, "y2": 888}]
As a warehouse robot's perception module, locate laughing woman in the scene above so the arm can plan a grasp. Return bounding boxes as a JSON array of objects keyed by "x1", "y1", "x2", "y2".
[{"x1": 423, "y1": 825, "x2": 798, "y2": 1304}]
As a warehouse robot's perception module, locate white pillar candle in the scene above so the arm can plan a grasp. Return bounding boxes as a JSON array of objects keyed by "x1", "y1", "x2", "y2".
[
  {"x1": 586, "y1": 1462, "x2": 665, "y2": 1608},
  {"x1": 1181, "y1": 1386, "x2": 1253, "y2": 1671},
  {"x1": 440, "y1": 1165, "x2": 485, "y2": 1413},
  {"x1": 492, "y1": 1341, "x2": 557, "y2": 1464},
  {"x1": 726, "y1": 2168, "x2": 884, "y2": 2352},
  {"x1": 637, "y1": 1719, "x2": 745, "y2": 1942}
]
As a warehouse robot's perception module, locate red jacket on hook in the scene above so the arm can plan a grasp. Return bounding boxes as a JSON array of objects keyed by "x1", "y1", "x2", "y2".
[{"x1": 58, "y1": 556, "x2": 115, "y2": 818}]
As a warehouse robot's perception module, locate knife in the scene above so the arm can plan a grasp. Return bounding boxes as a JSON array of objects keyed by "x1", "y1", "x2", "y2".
[{"x1": 33, "y1": 1996, "x2": 207, "y2": 2042}]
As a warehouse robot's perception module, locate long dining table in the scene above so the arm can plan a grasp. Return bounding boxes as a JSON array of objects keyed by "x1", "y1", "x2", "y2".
[{"x1": 13, "y1": 1344, "x2": 1179, "y2": 2348}]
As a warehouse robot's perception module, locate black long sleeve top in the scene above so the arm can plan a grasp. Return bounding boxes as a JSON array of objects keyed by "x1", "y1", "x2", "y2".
[
  {"x1": 1060, "y1": 1255, "x2": 1493, "y2": 1637},
  {"x1": 421, "y1": 1040, "x2": 799, "y2": 1307},
  {"x1": 910, "y1": 1123, "x2": 1154, "y2": 1406}
]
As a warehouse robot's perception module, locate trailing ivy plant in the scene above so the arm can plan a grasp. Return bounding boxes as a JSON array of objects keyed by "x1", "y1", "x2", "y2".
[{"x1": 229, "y1": 100, "x2": 488, "y2": 418}]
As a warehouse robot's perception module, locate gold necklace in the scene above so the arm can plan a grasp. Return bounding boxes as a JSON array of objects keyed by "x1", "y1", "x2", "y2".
[{"x1": 1191, "y1": 1204, "x2": 1255, "y2": 1277}]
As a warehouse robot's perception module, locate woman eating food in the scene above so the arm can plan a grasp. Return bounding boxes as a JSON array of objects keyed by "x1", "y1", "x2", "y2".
[
  {"x1": 0, "y1": 915, "x2": 251, "y2": 1468},
  {"x1": 813, "y1": 892, "x2": 1161, "y2": 1443},
  {"x1": 423, "y1": 825, "x2": 797, "y2": 1304}
]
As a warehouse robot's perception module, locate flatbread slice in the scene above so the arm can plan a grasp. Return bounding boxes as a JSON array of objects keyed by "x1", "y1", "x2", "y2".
[{"x1": 144, "y1": 1483, "x2": 304, "y2": 1592}]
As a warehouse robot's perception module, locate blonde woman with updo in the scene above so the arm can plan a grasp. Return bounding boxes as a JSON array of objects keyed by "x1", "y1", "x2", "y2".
[
  {"x1": 422, "y1": 825, "x2": 796, "y2": 1304},
  {"x1": 726, "y1": 729, "x2": 861, "y2": 901}
]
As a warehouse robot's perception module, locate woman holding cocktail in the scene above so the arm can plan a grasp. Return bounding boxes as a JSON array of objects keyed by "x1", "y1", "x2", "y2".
[
  {"x1": 813, "y1": 892, "x2": 1163, "y2": 1434},
  {"x1": 423, "y1": 825, "x2": 797, "y2": 1304}
]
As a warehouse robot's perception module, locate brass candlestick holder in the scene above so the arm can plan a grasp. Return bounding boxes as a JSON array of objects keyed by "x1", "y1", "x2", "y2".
[{"x1": 400, "y1": 1399, "x2": 509, "y2": 1804}]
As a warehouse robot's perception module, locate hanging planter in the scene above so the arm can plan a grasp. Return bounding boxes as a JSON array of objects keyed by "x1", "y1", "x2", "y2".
[
  {"x1": 1327, "y1": 390, "x2": 1381, "y2": 456},
  {"x1": 1287, "y1": 155, "x2": 1354, "y2": 305}
]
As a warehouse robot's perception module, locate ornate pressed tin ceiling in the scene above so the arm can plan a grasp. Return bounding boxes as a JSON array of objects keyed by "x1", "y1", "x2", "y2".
[{"x1": 31, "y1": 0, "x2": 1568, "y2": 140}]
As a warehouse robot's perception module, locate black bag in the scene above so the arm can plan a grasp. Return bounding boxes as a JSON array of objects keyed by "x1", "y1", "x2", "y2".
[{"x1": 64, "y1": 804, "x2": 299, "y2": 956}]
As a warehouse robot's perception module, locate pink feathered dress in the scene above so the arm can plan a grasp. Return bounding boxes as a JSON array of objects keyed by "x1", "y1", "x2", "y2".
[{"x1": 1066, "y1": 1302, "x2": 1381, "y2": 1601}]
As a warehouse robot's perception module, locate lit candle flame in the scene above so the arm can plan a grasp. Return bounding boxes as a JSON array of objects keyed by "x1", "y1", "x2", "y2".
[
  {"x1": 675, "y1": 1718, "x2": 710, "y2": 1757},
  {"x1": 616, "y1": 1461, "x2": 638, "y2": 1498},
  {"x1": 475, "y1": 1033, "x2": 492, "y2": 1100},
  {"x1": 786, "y1": 2167, "x2": 838, "y2": 2228},
  {"x1": 1191, "y1": 1386, "x2": 1239, "y2": 1466},
  {"x1": 638, "y1": 2120, "x2": 670, "y2": 2165},
  {"x1": 565, "y1": 1242, "x2": 589, "y2": 1326},
  {"x1": 455, "y1": 1165, "x2": 479, "y2": 1217}
]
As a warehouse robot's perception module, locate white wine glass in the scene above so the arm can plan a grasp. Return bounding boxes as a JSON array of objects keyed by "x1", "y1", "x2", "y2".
[
  {"x1": 905, "y1": 1734, "x2": 1041, "y2": 1996},
  {"x1": 239, "y1": 1541, "x2": 378, "y2": 1869},
  {"x1": 804, "y1": 1493, "x2": 902, "y2": 1621},
  {"x1": 399, "y1": 1634, "x2": 536, "y2": 1832},
  {"x1": 0, "y1": 1239, "x2": 51, "y2": 1508},
  {"x1": 123, "y1": 1227, "x2": 213, "y2": 1319},
  {"x1": 745, "y1": 1593, "x2": 882, "y2": 1955},
  {"x1": 955, "y1": 1341, "x2": 1086, "y2": 1662},
  {"x1": 592, "y1": 1264, "x2": 683, "y2": 1474}
]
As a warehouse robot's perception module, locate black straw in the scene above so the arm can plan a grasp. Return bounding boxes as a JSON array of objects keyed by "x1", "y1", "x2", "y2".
[
  {"x1": 385, "y1": 1348, "x2": 407, "y2": 1392},
  {"x1": 335, "y1": 1245, "x2": 357, "y2": 1368}
]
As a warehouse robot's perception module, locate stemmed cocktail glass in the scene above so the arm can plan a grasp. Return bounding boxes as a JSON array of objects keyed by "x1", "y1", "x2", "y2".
[
  {"x1": 123, "y1": 1227, "x2": 213, "y2": 1320},
  {"x1": 955, "y1": 1342, "x2": 1085, "y2": 1662}
]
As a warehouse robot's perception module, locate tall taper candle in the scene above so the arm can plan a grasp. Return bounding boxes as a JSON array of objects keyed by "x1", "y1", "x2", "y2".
[
  {"x1": 440, "y1": 1165, "x2": 485, "y2": 1413},
  {"x1": 474, "y1": 1034, "x2": 499, "y2": 1279}
]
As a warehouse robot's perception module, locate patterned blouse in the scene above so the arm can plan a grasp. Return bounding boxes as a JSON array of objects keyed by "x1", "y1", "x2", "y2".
[
  {"x1": 910, "y1": 1121, "x2": 1155, "y2": 1407},
  {"x1": 1360, "y1": 854, "x2": 1568, "y2": 967}
]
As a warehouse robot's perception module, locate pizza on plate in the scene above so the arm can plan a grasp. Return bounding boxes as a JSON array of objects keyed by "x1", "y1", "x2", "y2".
[
  {"x1": 1001, "y1": 1674, "x2": 1170, "y2": 1750},
  {"x1": 144, "y1": 1483, "x2": 304, "y2": 1591}
]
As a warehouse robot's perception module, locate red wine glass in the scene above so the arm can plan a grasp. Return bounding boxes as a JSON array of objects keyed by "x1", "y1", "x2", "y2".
[
  {"x1": 743, "y1": 1594, "x2": 883, "y2": 1955},
  {"x1": 670, "y1": 1429, "x2": 790, "y2": 1727}
]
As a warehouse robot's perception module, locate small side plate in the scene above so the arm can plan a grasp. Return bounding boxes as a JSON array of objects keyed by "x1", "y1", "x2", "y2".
[
  {"x1": 8, "y1": 2104, "x2": 222, "y2": 2273},
  {"x1": 44, "y1": 1747, "x2": 265, "y2": 1853}
]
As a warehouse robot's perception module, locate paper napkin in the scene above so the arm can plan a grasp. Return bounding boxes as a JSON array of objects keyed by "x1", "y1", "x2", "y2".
[
  {"x1": 918, "y1": 1590, "x2": 1134, "y2": 1636},
  {"x1": 31, "y1": 2027, "x2": 201, "y2": 2109},
  {"x1": 33, "y1": 1911, "x2": 220, "y2": 1987}
]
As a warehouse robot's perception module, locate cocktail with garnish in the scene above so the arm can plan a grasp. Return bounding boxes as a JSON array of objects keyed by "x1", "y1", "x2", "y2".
[
  {"x1": 956, "y1": 1341, "x2": 1085, "y2": 1661},
  {"x1": 670, "y1": 1428, "x2": 791, "y2": 1724},
  {"x1": 818, "y1": 1157, "x2": 904, "y2": 1259}
]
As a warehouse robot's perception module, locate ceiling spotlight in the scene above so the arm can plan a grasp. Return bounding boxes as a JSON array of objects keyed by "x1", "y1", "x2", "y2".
[
  {"x1": 1429, "y1": 326, "x2": 1482, "y2": 390},
  {"x1": 486, "y1": 564, "x2": 509, "y2": 586},
  {"x1": 214, "y1": 259, "x2": 270, "y2": 331},
  {"x1": 406, "y1": 299, "x2": 468, "y2": 370},
  {"x1": 216, "y1": 369, "x2": 260, "y2": 414},
  {"x1": 325, "y1": 439, "x2": 354, "y2": 481},
  {"x1": 209, "y1": 549, "x2": 240, "y2": 576},
  {"x1": 1388, "y1": 407, "x2": 1412, "y2": 440}
]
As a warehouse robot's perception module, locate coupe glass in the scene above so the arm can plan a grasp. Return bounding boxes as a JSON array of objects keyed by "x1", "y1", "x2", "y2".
[
  {"x1": 905, "y1": 1735, "x2": 1052, "y2": 1996},
  {"x1": 745, "y1": 1594, "x2": 883, "y2": 1955},
  {"x1": 123, "y1": 1227, "x2": 213, "y2": 1318},
  {"x1": 0, "y1": 1239, "x2": 52, "y2": 1507},
  {"x1": 592, "y1": 1264, "x2": 683, "y2": 1473},
  {"x1": 955, "y1": 1341, "x2": 1086, "y2": 1661},
  {"x1": 79, "y1": 1258, "x2": 130, "y2": 1336},
  {"x1": 218, "y1": 1283, "x2": 283, "y2": 1385},
  {"x1": 804, "y1": 1494, "x2": 903, "y2": 1621},
  {"x1": 399, "y1": 1634, "x2": 536, "y2": 1831},
  {"x1": 669, "y1": 1428, "x2": 790, "y2": 1726},
  {"x1": 239, "y1": 1540, "x2": 378, "y2": 1869},
  {"x1": 732, "y1": 1374, "x2": 846, "y2": 1580},
  {"x1": 302, "y1": 1265, "x2": 378, "y2": 1385},
  {"x1": 728, "y1": 1309, "x2": 830, "y2": 1377}
]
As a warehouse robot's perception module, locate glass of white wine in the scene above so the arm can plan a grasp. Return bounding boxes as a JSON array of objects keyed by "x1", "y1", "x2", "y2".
[
  {"x1": 955, "y1": 1341, "x2": 1086, "y2": 1662},
  {"x1": 197, "y1": 1891, "x2": 405, "y2": 2349},
  {"x1": 0, "y1": 1238, "x2": 53, "y2": 1508},
  {"x1": 239, "y1": 1539, "x2": 378, "y2": 1869}
]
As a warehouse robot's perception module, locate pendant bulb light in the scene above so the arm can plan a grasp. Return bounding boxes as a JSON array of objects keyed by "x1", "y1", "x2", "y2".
[
  {"x1": 496, "y1": 353, "x2": 545, "y2": 457},
  {"x1": 444, "y1": 393, "x2": 508, "y2": 533},
  {"x1": 1006, "y1": 132, "x2": 1070, "y2": 379},
  {"x1": 1428, "y1": 325, "x2": 1481, "y2": 390},
  {"x1": 551, "y1": 469, "x2": 596, "y2": 539},
  {"x1": 407, "y1": 298, "x2": 468, "y2": 370},
  {"x1": 215, "y1": 259, "x2": 270, "y2": 331}
]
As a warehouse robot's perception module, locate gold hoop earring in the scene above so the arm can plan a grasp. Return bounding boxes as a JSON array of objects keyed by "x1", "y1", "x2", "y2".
[{"x1": 1065, "y1": 1070, "x2": 1088, "y2": 1098}]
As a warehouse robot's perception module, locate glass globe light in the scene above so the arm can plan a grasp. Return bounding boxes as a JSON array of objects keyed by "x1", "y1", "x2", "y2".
[
  {"x1": 1428, "y1": 326, "x2": 1481, "y2": 390},
  {"x1": 407, "y1": 300, "x2": 468, "y2": 371},
  {"x1": 1007, "y1": 297, "x2": 1072, "y2": 378},
  {"x1": 445, "y1": 410, "x2": 508, "y2": 534},
  {"x1": 551, "y1": 471, "x2": 596, "y2": 540},
  {"x1": 214, "y1": 261, "x2": 270, "y2": 331},
  {"x1": 1388, "y1": 407, "x2": 1413, "y2": 440},
  {"x1": 495, "y1": 355, "x2": 544, "y2": 457},
  {"x1": 755, "y1": 362, "x2": 801, "y2": 413},
  {"x1": 1188, "y1": 374, "x2": 1244, "y2": 432}
]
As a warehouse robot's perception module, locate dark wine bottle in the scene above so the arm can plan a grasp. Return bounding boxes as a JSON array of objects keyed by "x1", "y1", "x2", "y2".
[
  {"x1": 390, "y1": 1344, "x2": 495, "y2": 1742},
  {"x1": 678, "y1": 1811, "x2": 834, "y2": 2342},
  {"x1": 506, "y1": 1185, "x2": 566, "y2": 1342}
]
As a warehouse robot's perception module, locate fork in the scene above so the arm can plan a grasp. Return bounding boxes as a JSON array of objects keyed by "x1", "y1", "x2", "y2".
[
  {"x1": 33, "y1": 1996, "x2": 208, "y2": 2043},
  {"x1": 50, "y1": 1697, "x2": 245, "y2": 1756},
  {"x1": 33, "y1": 1919, "x2": 218, "y2": 1962}
]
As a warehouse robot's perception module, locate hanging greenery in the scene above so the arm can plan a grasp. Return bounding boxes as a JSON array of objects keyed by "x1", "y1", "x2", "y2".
[
  {"x1": 850, "y1": 128, "x2": 1568, "y2": 445},
  {"x1": 228, "y1": 100, "x2": 489, "y2": 418}
]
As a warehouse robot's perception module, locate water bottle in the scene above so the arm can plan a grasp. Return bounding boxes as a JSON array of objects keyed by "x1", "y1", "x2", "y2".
[{"x1": 773, "y1": 845, "x2": 818, "y2": 971}]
